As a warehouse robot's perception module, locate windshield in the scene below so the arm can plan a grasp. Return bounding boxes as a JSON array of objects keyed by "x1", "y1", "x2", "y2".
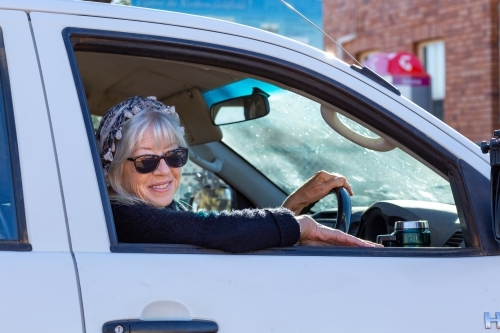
[{"x1": 220, "y1": 89, "x2": 454, "y2": 211}]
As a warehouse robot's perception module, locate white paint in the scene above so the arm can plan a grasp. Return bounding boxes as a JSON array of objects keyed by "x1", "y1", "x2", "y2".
[
  {"x1": 27, "y1": 10, "x2": 496, "y2": 333},
  {"x1": 30, "y1": 14, "x2": 110, "y2": 252},
  {"x1": 75, "y1": 252, "x2": 500, "y2": 333},
  {"x1": 140, "y1": 300, "x2": 192, "y2": 321},
  {"x1": 0, "y1": 251, "x2": 82, "y2": 332},
  {"x1": 14, "y1": 5, "x2": 493, "y2": 333}
]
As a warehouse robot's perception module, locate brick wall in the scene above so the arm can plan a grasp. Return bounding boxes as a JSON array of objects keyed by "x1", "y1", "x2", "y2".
[{"x1": 323, "y1": 0, "x2": 500, "y2": 142}]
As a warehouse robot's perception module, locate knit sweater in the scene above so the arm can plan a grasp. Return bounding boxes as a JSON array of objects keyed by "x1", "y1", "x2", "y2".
[{"x1": 112, "y1": 200, "x2": 300, "y2": 253}]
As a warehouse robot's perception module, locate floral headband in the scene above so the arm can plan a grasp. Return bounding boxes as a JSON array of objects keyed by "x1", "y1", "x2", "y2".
[{"x1": 96, "y1": 95, "x2": 181, "y2": 176}]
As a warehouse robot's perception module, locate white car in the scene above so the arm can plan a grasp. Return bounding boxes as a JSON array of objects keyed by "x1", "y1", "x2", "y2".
[{"x1": 0, "y1": 1, "x2": 496, "y2": 332}]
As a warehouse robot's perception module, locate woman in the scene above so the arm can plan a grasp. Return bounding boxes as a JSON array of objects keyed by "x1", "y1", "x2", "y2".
[{"x1": 97, "y1": 96, "x2": 380, "y2": 252}]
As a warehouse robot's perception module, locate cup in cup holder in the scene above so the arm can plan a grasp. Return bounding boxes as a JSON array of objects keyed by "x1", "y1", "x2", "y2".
[{"x1": 376, "y1": 220, "x2": 431, "y2": 247}]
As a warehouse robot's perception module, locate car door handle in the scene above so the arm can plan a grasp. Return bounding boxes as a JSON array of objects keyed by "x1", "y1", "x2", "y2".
[{"x1": 103, "y1": 319, "x2": 218, "y2": 333}]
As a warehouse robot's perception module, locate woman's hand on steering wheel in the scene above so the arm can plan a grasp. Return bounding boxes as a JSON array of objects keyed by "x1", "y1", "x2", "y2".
[
  {"x1": 296, "y1": 215, "x2": 382, "y2": 247},
  {"x1": 282, "y1": 170, "x2": 353, "y2": 215}
]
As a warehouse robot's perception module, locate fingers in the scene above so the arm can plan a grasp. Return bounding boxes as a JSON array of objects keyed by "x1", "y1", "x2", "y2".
[
  {"x1": 340, "y1": 232, "x2": 383, "y2": 247},
  {"x1": 320, "y1": 227, "x2": 381, "y2": 247},
  {"x1": 284, "y1": 170, "x2": 354, "y2": 216},
  {"x1": 343, "y1": 180, "x2": 353, "y2": 196},
  {"x1": 297, "y1": 216, "x2": 383, "y2": 248},
  {"x1": 319, "y1": 171, "x2": 354, "y2": 196}
]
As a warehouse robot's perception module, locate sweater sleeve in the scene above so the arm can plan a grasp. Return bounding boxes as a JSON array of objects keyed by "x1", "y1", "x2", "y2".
[{"x1": 112, "y1": 202, "x2": 300, "y2": 253}]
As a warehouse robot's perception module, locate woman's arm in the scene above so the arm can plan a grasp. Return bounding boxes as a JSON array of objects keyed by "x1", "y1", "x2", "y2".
[
  {"x1": 112, "y1": 201, "x2": 380, "y2": 253},
  {"x1": 112, "y1": 202, "x2": 300, "y2": 253}
]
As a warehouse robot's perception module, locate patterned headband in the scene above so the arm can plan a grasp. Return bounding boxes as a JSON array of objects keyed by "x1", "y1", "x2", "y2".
[{"x1": 96, "y1": 95, "x2": 181, "y2": 176}]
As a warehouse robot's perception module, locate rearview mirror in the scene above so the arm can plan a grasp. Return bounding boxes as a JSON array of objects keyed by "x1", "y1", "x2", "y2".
[{"x1": 211, "y1": 87, "x2": 270, "y2": 125}]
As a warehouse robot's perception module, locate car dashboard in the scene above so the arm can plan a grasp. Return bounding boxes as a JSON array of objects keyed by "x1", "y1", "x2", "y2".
[{"x1": 312, "y1": 200, "x2": 463, "y2": 247}]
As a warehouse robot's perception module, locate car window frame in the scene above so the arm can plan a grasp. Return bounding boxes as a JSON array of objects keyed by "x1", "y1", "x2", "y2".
[
  {"x1": 0, "y1": 27, "x2": 30, "y2": 251},
  {"x1": 62, "y1": 27, "x2": 487, "y2": 257}
]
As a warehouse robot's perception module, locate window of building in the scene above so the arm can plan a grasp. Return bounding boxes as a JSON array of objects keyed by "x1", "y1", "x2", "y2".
[{"x1": 419, "y1": 40, "x2": 445, "y2": 120}]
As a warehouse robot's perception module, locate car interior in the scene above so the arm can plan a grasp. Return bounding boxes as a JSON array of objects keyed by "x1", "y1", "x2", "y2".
[{"x1": 74, "y1": 50, "x2": 465, "y2": 249}]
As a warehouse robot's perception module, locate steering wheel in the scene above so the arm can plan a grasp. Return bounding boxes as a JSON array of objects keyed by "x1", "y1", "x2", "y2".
[{"x1": 299, "y1": 187, "x2": 352, "y2": 233}]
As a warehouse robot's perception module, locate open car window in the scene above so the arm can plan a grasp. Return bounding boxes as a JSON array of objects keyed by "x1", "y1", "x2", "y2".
[{"x1": 71, "y1": 39, "x2": 467, "y2": 252}]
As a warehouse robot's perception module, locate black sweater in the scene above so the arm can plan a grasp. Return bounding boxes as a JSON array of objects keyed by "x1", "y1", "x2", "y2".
[{"x1": 112, "y1": 200, "x2": 300, "y2": 253}]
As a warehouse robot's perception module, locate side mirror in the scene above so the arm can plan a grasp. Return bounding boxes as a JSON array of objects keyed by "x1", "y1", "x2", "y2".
[
  {"x1": 481, "y1": 130, "x2": 500, "y2": 240},
  {"x1": 211, "y1": 87, "x2": 270, "y2": 126}
]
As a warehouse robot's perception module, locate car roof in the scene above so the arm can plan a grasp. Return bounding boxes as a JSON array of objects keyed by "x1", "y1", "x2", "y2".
[{"x1": 3, "y1": 0, "x2": 337, "y2": 62}]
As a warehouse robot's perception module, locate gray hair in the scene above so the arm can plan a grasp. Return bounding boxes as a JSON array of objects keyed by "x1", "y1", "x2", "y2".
[{"x1": 107, "y1": 107, "x2": 187, "y2": 205}]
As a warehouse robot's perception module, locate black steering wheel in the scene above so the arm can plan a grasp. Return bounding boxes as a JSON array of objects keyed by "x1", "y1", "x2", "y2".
[{"x1": 299, "y1": 187, "x2": 352, "y2": 233}]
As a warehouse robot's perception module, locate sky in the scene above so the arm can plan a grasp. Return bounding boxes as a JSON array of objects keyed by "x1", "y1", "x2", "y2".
[{"x1": 131, "y1": 0, "x2": 324, "y2": 49}]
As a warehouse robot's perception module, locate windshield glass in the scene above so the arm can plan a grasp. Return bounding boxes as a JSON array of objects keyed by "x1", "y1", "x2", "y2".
[{"x1": 220, "y1": 89, "x2": 454, "y2": 211}]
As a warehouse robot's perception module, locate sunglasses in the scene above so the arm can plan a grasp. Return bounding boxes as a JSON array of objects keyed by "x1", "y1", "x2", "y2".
[{"x1": 127, "y1": 147, "x2": 189, "y2": 174}]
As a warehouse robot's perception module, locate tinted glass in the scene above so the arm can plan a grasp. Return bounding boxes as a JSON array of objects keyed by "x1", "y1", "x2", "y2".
[{"x1": 0, "y1": 86, "x2": 17, "y2": 240}]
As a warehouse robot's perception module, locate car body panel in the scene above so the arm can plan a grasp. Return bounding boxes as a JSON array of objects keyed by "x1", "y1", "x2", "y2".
[
  {"x1": 28, "y1": 9, "x2": 498, "y2": 333},
  {"x1": 30, "y1": 12, "x2": 111, "y2": 253},
  {"x1": 2, "y1": 9, "x2": 68, "y2": 252},
  {"x1": 0, "y1": 9, "x2": 82, "y2": 333},
  {"x1": 0, "y1": 252, "x2": 83, "y2": 332},
  {"x1": 75, "y1": 251, "x2": 500, "y2": 333}
]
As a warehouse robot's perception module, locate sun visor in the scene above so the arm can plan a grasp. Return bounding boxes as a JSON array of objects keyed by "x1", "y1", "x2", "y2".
[{"x1": 162, "y1": 88, "x2": 222, "y2": 146}]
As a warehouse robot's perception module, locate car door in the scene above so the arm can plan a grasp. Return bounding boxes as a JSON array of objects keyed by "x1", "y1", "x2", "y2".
[
  {"x1": 0, "y1": 8, "x2": 83, "y2": 333},
  {"x1": 31, "y1": 6, "x2": 500, "y2": 333}
]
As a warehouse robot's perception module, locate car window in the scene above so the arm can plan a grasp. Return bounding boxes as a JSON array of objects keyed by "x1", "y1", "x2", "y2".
[
  {"x1": 220, "y1": 88, "x2": 454, "y2": 211},
  {"x1": 70, "y1": 39, "x2": 466, "y2": 251},
  {"x1": 0, "y1": 80, "x2": 18, "y2": 240},
  {"x1": 219, "y1": 86, "x2": 463, "y2": 247}
]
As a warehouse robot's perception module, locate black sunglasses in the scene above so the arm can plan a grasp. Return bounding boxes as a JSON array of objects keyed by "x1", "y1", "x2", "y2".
[{"x1": 127, "y1": 147, "x2": 189, "y2": 174}]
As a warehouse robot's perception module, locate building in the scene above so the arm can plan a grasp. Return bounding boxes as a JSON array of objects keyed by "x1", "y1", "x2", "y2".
[{"x1": 323, "y1": 0, "x2": 499, "y2": 142}]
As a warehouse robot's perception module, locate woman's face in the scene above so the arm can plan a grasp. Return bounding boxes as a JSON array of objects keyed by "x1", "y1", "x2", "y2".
[{"x1": 122, "y1": 128, "x2": 182, "y2": 207}]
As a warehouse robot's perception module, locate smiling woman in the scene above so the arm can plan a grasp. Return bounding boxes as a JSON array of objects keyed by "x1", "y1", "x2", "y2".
[
  {"x1": 99, "y1": 98, "x2": 187, "y2": 207},
  {"x1": 95, "y1": 95, "x2": 378, "y2": 252}
]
